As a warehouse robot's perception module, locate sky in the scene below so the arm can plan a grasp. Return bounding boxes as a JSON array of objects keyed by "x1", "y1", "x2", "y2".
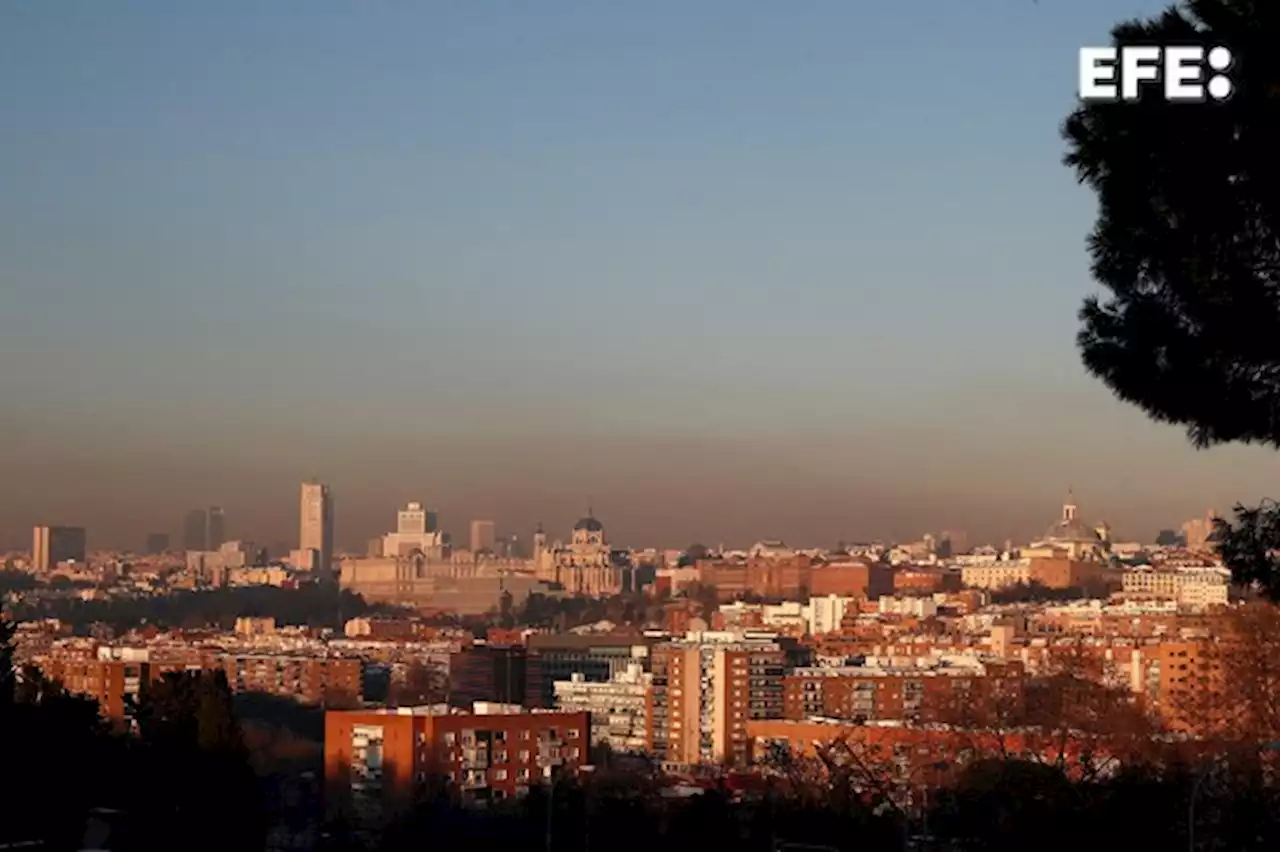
[{"x1": 2, "y1": 0, "x2": 1275, "y2": 552}]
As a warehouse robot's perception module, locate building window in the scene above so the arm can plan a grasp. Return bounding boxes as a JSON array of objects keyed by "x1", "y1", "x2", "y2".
[
  {"x1": 519, "y1": 749, "x2": 530, "y2": 762},
  {"x1": 443, "y1": 732, "x2": 456, "y2": 745},
  {"x1": 496, "y1": 750, "x2": 509, "y2": 763},
  {"x1": 493, "y1": 768, "x2": 508, "y2": 781},
  {"x1": 518, "y1": 768, "x2": 530, "y2": 780},
  {"x1": 521, "y1": 730, "x2": 532, "y2": 741},
  {"x1": 567, "y1": 729, "x2": 580, "y2": 739}
]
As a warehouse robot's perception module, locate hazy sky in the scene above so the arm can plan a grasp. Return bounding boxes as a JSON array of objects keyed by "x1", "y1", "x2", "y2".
[{"x1": 3, "y1": 1, "x2": 1275, "y2": 552}]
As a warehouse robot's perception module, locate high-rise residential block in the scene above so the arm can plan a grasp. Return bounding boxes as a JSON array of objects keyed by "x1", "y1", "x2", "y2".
[
  {"x1": 651, "y1": 635, "x2": 786, "y2": 768},
  {"x1": 300, "y1": 480, "x2": 334, "y2": 573},
  {"x1": 470, "y1": 519, "x2": 497, "y2": 554},
  {"x1": 32, "y1": 525, "x2": 88, "y2": 572}
]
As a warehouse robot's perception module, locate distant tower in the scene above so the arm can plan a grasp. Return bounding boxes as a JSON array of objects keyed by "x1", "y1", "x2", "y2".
[
  {"x1": 207, "y1": 506, "x2": 226, "y2": 549},
  {"x1": 532, "y1": 523, "x2": 547, "y2": 560},
  {"x1": 299, "y1": 481, "x2": 334, "y2": 574},
  {"x1": 32, "y1": 525, "x2": 87, "y2": 572},
  {"x1": 145, "y1": 533, "x2": 170, "y2": 555},
  {"x1": 470, "y1": 520, "x2": 497, "y2": 554},
  {"x1": 182, "y1": 508, "x2": 208, "y2": 551}
]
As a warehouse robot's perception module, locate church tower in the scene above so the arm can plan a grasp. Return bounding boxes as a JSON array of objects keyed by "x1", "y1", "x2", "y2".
[
  {"x1": 532, "y1": 523, "x2": 547, "y2": 561},
  {"x1": 1063, "y1": 490, "x2": 1079, "y2": 523}
]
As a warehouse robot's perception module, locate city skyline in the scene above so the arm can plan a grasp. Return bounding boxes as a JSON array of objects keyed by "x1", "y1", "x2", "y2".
[
  {"x1": 4, "y1": 476, "x2": 1230, "y2": 556},
  {"x1": 3, "y1": 1, "x2": 1273, "y2": 551}
]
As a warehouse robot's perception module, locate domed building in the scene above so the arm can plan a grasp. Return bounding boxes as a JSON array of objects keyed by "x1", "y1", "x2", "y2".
[
  {"x1": 533, "y1": 510, "x2": 635, "y2": 596},
  {"x1": 1024, "y1": 492, "x2": 1111, "y2": 561}
]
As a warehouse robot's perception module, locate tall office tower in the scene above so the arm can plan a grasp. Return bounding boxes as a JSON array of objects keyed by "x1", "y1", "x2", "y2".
[
  {"x1": 299, "y1": 480, "x2": 334, "y2": 573},
  {"x1": 32, "y1": 525, "x2": 88, "y2": 572},
  {"x1": 1182, "y1": 510, "x2": 1219, "y2": 551},
  {"x1": 470, "y1": 519, "x2": 497, "y2": 554},
  {"x1": 182, "y1": 508, "x2": 208, "y2": 551},
  {"x1": 145, "y1": 533, "x2": 170, "y2": 555},
  {"x1": 207, "y1": 506, "x2": 226, "y2": 549},
  {"x1": 398, "y1": 502, "x2": 427, "y2": 535},
  {"x1": 425, "y1": 509, "x2": 439, "y2": 533}
]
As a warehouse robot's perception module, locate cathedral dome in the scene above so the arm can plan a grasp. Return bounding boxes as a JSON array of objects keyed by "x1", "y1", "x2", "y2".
[
  {"x1": 574, "y1": 515, "x2": 604, "y2": 533},
  {"x1": 1044, "y1": 517, "x2": 1101, "y2": 543},
  {"x1": 1043, "y1": 492, "x2": 1101, "y2": 543}
]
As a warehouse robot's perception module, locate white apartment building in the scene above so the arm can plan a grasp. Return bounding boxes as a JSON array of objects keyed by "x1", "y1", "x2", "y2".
[
  {"x1": 878, "y1": 595, "x2": 940, "y2": 618},
  {"x1": 960, "y1": 558, "x2": 1032, "y2": 590},
  {"x1": 1121, "y1": 565, "x2": 1230, "y2": 609},
  {"x1": 808, "y1": 595, "x2": 857, "y2": 635},
  {"x1": 553, "y1": 662, "x2": 652, "y2": 753}
]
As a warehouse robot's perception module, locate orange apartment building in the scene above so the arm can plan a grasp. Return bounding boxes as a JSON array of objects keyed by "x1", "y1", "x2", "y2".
[
  {"x1": 650, "y1": 639, "x2": 787, "y2": 769},
  {"x1": 324, "y1": 706, "x2": 591, "y2": 813}
]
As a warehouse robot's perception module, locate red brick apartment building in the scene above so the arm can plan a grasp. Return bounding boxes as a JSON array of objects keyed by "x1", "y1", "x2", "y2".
[
  {"x1": 696, "y1": 556, "x2": 896, "y2": 602},
  {"x1": 745, "y1": 719, "x2": 1107, "y2": 781},
  {"x1": 810, "y1": 561, "x2": 895, "y2": 598},
  {"x1": 39, "y1": 651, "x2": 364, "y2": 717},
  {"x1": 37, "y1": 658, "x2": 156, "y2": 722},
  {"x1": 324, "y1": 707, "x2": 591, "y2": 812},
  {"x1": 214, "y1": 654, "x2": 363, "y2": 705},
  {"x1": 891, "y1": 567, "x2": 962, "y2": 595},
  {"x1": 784, "y1": 660, "x2": 1025, "y2": 723}
]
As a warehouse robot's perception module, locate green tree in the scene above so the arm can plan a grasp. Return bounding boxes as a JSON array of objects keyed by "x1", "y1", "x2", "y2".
[{"x1": 1063, "y1": 0, "x2": 1280, "y2": 598}]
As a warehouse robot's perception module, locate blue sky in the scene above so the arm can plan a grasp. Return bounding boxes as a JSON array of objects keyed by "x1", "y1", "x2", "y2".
[{"x1": 2, "y1": 0, "x2": 1269, "y2": 549}]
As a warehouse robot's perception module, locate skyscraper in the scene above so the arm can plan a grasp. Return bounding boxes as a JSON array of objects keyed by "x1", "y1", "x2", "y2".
[
  {"x1": 145, "y1": 533, "x2": 170, "y2": 555},
  {"x1": 182, "y1": 508, "x2": 208, "y2": 551},
  {"x1": 299, "y1": 481, "x2": 334, "y2": 573},
  {"x1": 470, "y1": 520, "x2": 497, "y2": 554},
  {"x1": 207, "y1": 506, "x2": 226, "y2": 549},
  {"x1": 32, "y1": 525, "x2": 88, "y2": 572}
]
